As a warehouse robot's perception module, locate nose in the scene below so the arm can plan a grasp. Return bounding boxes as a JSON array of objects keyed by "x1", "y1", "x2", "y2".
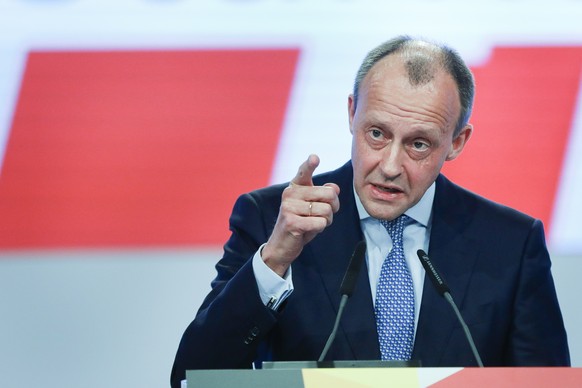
[{"x1": 379, "y1": 143, "x2": 403, "y2": 180}]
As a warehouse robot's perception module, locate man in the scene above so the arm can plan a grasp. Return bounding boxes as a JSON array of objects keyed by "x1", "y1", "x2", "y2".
[{"x1": 171, "y1": 36, "x2": 570, "y2": 387}]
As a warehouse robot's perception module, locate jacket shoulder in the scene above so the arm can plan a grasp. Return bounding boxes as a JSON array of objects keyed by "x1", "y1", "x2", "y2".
[{"x1": 436, "y1": 174, "x2": 540, "y2": 230}]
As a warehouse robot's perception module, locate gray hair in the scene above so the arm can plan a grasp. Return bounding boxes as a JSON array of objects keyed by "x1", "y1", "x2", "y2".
[{"x1": 352, "y1": 36, "x2": 475, "y2": 137}]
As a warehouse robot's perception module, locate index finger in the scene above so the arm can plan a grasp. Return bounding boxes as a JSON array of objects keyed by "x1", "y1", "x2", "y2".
[{"x1": 290, "y1": 154, "x2": 320, "y2": 187}]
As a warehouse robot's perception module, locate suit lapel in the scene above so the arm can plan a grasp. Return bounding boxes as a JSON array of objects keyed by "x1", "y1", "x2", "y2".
[
  {"x1": 412, "y1": 174, "x2": 480, "y2": 365},
  {"x1": 307, "y1": 162, "x2": 380, "y2": 360},
  {"x1": 306, "y1": 168, "x2": 482, "y2": 363}
]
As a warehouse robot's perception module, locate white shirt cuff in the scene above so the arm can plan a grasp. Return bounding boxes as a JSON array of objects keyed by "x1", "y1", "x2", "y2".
[{"x1": 252, "y1": 243, "x2": 294, "y2": 310}]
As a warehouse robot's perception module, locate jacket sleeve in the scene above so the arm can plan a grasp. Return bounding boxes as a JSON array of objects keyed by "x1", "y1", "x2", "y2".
[
  {"x1": 505, "y1": 219, "x2": 570, "y2": 365},
  {"x1": 170, "y1": 191, "x2": 281, "y2": 388}
]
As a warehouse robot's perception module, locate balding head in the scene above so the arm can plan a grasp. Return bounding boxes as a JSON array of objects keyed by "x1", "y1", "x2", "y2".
[{"x1": 353, "y1": 36, "x2": 474, "y2": 137}]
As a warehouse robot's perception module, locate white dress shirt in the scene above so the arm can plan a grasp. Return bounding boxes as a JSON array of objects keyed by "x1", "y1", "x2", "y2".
[
  {"x1": 253, "y1": 182, "x2": 436, "y2": 324},
  {"x1": 356, "y1": 183, "x2": 434, "y2": 334}
]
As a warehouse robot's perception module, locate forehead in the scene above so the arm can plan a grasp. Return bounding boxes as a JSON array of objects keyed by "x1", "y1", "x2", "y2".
[
  {"x1": 359, "y1": 54, "x2": 461, "y2": 132},
  {"x1": 363, "y1": 52, "x2": 457, "y2": 93}
]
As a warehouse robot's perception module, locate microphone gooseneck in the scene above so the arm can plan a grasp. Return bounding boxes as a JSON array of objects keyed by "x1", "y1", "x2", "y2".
[
  {"x1": 416, "y1": 249, "x2": 484, "y2": 368},
  {"x1": 318, "y1": 240, "x2": 367, "y2": 362}
]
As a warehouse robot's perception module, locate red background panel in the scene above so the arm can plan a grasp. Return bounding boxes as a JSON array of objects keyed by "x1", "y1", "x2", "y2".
[
  {"x1": 429, "y1": 367, "x2": 582, "y2": 388},
  {"x1": 444, "y1": 47, "x2": 582, "y2": 231},
  {"x1": 1, "y1": 46, "x2": 581, "y2": 249},
  {"x1": 0, "y1": 49, "x2": 299, "y2": 248}
]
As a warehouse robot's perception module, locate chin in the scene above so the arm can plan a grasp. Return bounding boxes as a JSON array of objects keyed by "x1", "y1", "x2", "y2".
[{"x1": 363, "y1": 201, "x2": 404, "y2": 221}]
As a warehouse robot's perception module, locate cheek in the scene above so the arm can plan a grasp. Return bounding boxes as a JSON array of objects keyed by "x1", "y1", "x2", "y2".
[
  {"x1": 355, "y1": 146, "x2": 378, "y2": 170},
  {"x1": 352, "y1": 139, "x2": 377, "y2": 178},
  {"x1": 351, "y1": 134, "x2": 367, "y2": 163},
  {"x1": 409, "y1": 157, "x2": 444, "y2": 184}
]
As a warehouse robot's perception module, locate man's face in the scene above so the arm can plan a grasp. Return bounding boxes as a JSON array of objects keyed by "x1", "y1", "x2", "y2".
[{"x1": 349, "y1": 55, "x2": 472, "y2": 221}]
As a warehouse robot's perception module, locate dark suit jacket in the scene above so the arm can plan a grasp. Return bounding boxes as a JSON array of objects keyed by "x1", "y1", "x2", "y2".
[{"x1": 171, "y1": 161, "x2": 570, "y2": 387}]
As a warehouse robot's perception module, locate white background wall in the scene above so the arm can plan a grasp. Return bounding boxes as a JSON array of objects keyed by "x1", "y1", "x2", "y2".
[{"x1": 0, "y1": 252, "x2": 579, "y2": 388}]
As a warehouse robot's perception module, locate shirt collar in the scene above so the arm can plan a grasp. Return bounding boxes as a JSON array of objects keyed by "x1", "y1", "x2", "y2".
[{"x1": 354, "y1": 181, "x2": 435, "y2": 227}]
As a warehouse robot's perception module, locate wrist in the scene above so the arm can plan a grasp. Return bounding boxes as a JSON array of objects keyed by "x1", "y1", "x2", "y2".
[{"x1": 261, "y1": 244, "x2": 292, "y2": 277}]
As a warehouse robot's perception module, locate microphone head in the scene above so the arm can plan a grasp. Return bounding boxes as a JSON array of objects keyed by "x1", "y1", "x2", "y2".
[
  {"x1": 417, "y1": 249, "x2": 450, "y2": 296},
  {"x1": 339, "y1": 240, "x2": 367, "y2": 297},
  {"x1": 416, "y1": 251, "x2": 483, "y2": 366}
]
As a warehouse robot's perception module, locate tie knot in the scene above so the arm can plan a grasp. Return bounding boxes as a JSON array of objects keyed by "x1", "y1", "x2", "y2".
[{"x1": 380, "y1": 214, "x2": 410, "y2": 241}]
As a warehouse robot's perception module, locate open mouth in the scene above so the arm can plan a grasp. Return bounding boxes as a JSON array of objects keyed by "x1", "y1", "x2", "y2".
[{"x1": 373, "y1": 184, "x2": 403, "y2": 194}]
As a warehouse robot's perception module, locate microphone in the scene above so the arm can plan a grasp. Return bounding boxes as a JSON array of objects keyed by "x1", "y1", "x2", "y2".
[
  {"x1": 318, "y1": 240, "x2": 367, "y2": 362},
  {"x1": 416, "y1": 249, "x2": 484, "y2": 367}
]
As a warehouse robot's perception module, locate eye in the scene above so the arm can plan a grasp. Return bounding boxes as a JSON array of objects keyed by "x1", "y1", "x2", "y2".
[
  {"x1": 365, "y1": 128, "x2": 389, "y2": 149},
  {"x1": 412, "y1": 140, "x2": 429, "y2": 151},
  {"x1": 370, "y1": 129, "x2": 383, "y2": 139}
]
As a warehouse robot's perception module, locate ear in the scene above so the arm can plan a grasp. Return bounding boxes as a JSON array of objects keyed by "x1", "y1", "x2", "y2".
[
  {"x1": 446, "y1": 124, "x2": 473, "y2": 161},
  {"x1": 348, "y1": 94, "x2": 356, "y2": 135}
]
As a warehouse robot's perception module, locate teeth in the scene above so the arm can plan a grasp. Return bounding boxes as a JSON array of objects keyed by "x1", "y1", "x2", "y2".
[{"x1": 377, "y1": 185, "x2": 396, "y2": 193}]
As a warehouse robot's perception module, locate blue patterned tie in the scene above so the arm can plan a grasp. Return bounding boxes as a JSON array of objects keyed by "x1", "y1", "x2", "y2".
[{"x1": 375, "y1": 214, "x2": 414, "y2": 360}]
